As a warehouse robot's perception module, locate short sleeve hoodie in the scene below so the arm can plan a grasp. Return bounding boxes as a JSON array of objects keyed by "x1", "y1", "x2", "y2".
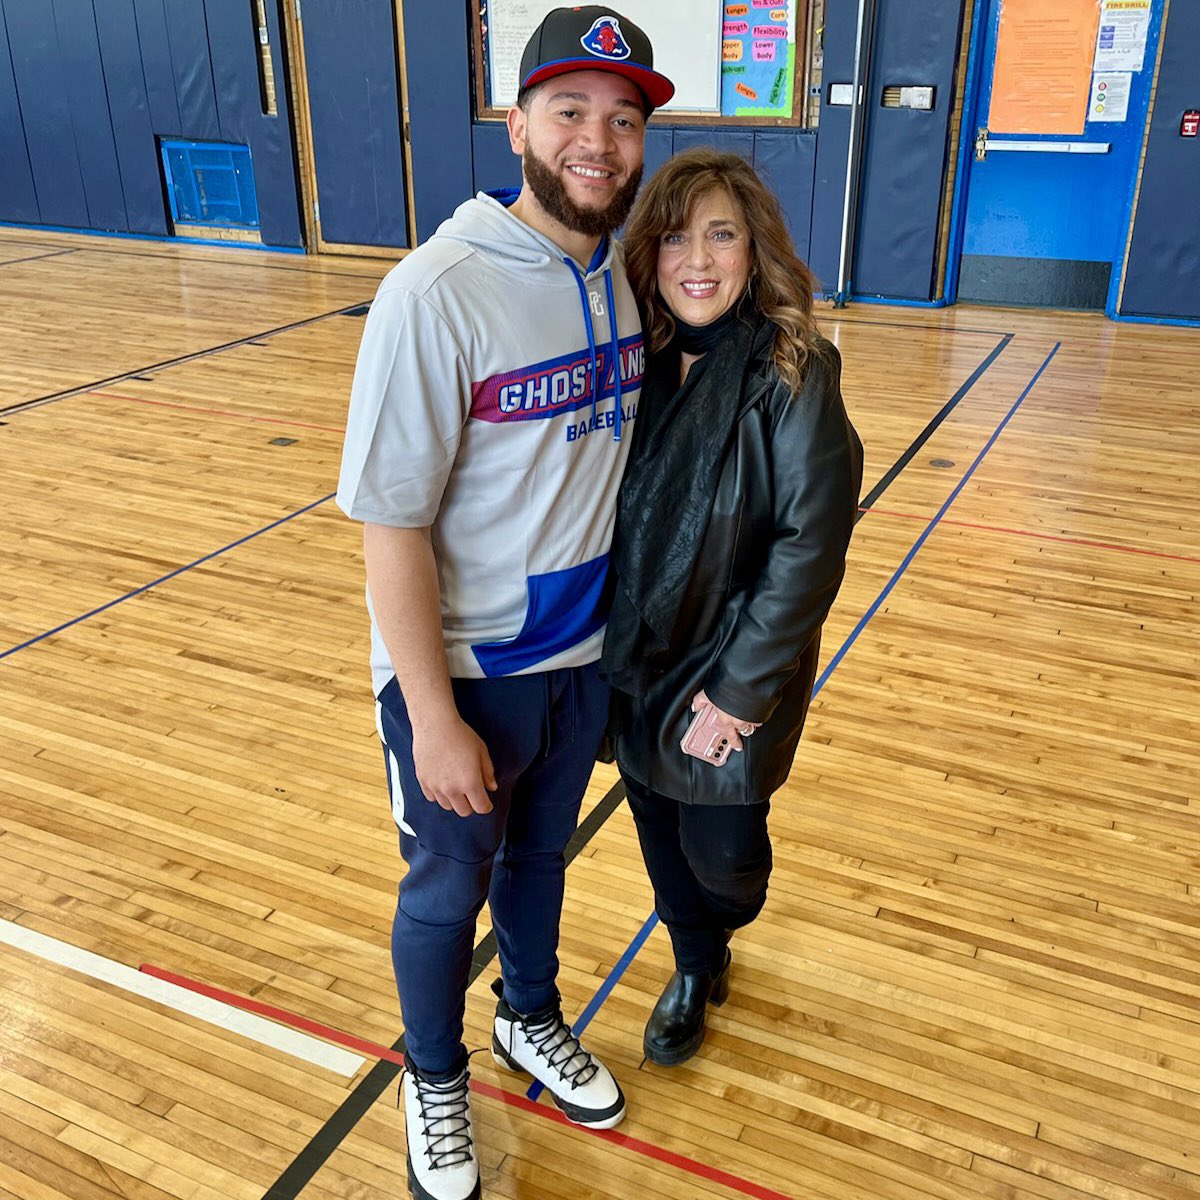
[{"x1": 337, "y1": 191, "x2": 643, "y2": 695}]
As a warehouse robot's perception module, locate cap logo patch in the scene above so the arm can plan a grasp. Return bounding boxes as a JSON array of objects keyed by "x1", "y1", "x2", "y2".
[{"x1": 580, "y1": 15, "x2": 631, "y2": 61}]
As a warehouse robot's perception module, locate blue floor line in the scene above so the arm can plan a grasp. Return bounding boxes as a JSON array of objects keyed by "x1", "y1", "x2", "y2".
[
  {"x1": 1, "y1": 493, "x2": 335, "y2": 663},
  {"x1": 550, "y1": 341, "x2": 1063, "y2": 1062}
]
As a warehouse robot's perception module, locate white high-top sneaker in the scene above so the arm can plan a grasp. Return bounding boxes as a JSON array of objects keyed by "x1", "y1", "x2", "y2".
[
  {"x1": 490, "y1": 980, "x2": 626, "y2": 1129},
  {"x1": 402, "y1": 1062, "x2": 480, "y2": 1200}
]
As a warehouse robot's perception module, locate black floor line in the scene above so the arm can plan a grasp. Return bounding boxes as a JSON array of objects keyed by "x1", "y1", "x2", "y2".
[
  {"x1": 0, "y1": 301, "x2": 372, "y2": 418},
  {"x1": 857, "y1": 333, "x2": 1014, "y2": 518},
  {"x1": 76, "y1": 243, "x2": 390, "y2": 282},
  {"x1": 261, "y1": 778, "x2": 629, "y2": 1200},
  {"x1": 0, "y1": 248, "x2": 77, "y2": 267},
  {"x1": 827, "y1": 315, "x2": 1013, "y2": 338},
  {"x1": 258, "y1": 331, "x2": 1016, "y2": 1197}
]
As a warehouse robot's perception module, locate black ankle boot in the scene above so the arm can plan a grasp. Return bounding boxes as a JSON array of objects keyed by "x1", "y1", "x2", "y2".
[{"x1": 643, "y1": 949, "x2": 731, "y2": 1066}]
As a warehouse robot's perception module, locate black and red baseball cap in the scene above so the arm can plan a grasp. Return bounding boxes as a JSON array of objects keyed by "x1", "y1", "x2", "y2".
[{"x1": 519, "y1": 7, "x2": 675, "y2": 112}]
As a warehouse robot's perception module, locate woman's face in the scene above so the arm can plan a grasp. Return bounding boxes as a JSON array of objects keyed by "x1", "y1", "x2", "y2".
[{"x1": 656, "y1": 188, "x2": 752, "y2": 329}]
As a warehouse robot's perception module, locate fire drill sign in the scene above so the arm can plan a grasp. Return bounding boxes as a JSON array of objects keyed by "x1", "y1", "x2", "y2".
[{"x1": 721, "y1": 0, "x2": 797, "y2": 118}]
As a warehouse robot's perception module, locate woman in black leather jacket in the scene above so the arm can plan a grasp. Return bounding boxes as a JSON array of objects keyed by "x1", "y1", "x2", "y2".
[{"x1": 601, "y1": 149, "x2": 863, "y2": 1065}]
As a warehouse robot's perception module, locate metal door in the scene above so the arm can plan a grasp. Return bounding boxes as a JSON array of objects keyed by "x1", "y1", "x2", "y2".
[{"x1": 953, "y1": 0, "x2": 1163, "y2": 309}]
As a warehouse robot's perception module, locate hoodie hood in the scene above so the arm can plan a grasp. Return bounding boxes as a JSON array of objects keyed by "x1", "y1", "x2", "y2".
[
  {"x1": 430, "y1": 190, "x2": 615, "y2": 278},
  {"x1": 429, "y1": 189, "x2": 626, "y2": 440}
]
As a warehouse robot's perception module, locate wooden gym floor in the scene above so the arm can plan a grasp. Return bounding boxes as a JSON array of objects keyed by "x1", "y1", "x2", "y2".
[{"x1": 1, "y1": 224, "x2": 1198, "y2": 1200}]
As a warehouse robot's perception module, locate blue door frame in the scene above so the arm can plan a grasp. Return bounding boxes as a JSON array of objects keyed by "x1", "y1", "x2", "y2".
[{"x1": 944, "y1": 0, "x2": 1165, "y2": 311}]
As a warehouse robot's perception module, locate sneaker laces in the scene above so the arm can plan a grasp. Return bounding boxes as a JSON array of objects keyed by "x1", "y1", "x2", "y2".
[
  {"x1": 401, "y1": 1066, "x2": 473, "y2": 1170},
  {"x1": 519, "y1": 1010, "x2": 599, "y2": 1089}
]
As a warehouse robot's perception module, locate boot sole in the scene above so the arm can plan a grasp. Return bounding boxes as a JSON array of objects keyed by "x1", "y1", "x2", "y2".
[{"x1": 491, "y1": 1035, "x2": 626, "y2": 1129}]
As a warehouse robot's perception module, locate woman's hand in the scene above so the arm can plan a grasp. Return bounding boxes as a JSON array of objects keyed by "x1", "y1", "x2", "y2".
[{"x1": 691, "y1": 689, "x2": 760, "y2": 753}]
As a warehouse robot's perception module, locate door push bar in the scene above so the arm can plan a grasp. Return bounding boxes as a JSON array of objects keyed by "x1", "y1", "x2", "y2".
[{"x1": 975, "y1": 127, "x2": 1112, "y2": 161}]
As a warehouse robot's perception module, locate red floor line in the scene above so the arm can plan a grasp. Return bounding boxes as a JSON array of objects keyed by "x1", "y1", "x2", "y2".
[
  {"x1": 139, "y1": 963, "x2": 794, "y2": 1200},
  {"x1": 861, "y1": 506, "x2": 1200, "y2": 565},
  {"x1": 88, "y1": 389, "x2": 346, "y2": 434}
]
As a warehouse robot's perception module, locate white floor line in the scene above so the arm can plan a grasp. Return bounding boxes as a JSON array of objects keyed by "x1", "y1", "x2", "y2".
[{"x1": 0, "y1": 917, "x2": 365, "y2": 1078}]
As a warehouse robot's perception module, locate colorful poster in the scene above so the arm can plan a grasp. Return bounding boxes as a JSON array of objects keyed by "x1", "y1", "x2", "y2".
[
  {"x1": 1093, "y1": 0, "x2": 1151, "y2": 72},
  {"x1": 720, "y1": 1, "x2": 797, "y2": 118},
  {"x1": 1088, "y1": 70, "x2": 1132, "y2": 121},
  {"x1": 988, "y1": 0, "x2": 1102, "y2": 135}
]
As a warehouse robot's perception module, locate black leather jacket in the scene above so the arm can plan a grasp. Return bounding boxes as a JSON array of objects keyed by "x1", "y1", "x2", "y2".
[{"x1": 612, "y1": 337, "x2": 863, "y2": 805}]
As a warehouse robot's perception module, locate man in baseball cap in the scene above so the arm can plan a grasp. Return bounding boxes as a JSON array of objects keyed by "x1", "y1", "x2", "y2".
[{"x1": 338, "y1": 9, "x2": 672, "y2": 1200}]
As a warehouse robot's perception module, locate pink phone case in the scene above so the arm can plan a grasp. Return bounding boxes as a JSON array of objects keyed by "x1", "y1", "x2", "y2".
[{"x1": 680, "y1": 704, "x2": 734, "y2": 767}]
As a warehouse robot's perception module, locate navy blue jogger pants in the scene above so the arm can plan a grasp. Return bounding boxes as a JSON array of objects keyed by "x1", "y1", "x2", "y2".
[{"x1": 375, "y1": 663, "x2": 609, "y2": 1075}]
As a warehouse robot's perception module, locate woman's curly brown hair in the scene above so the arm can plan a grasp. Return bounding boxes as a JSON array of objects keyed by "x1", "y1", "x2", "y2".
[{"x1": 623, "y1": 148, "x2": 822, "y2": 393}]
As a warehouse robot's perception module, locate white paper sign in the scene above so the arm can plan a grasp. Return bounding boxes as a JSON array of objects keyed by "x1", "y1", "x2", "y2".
[
  {"x1": 1093, "y1": 1, "x2": 1151, "y2": 72},
  {"x1": 1088, "y1": 71, "x2": 1132, "y2": 122},
  {"x1": 485, "y1": 0, "x2": 723, "y2": 113}
]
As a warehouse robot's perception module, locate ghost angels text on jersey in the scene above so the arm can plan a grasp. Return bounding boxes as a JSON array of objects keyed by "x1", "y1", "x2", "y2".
[{"x1": 470, "y1": 335, "x2": 644, "y2": 436}]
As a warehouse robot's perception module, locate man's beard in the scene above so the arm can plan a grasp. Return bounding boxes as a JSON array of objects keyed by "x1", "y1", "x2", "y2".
[{"x1": 523, "y1": 145, "x2": 643, "y2": 238}]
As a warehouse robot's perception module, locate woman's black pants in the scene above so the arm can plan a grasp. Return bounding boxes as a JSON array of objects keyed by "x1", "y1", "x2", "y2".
[{"x1": 622, "y1": 773, "x2": 773, "y2": 976}]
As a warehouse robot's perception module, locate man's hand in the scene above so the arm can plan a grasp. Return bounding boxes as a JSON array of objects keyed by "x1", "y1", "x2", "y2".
[
  {"x1": 411, "y1": 714, "x2": 498, "y2": 817},
  {"x1": 690, "y1": 689, "x2": 759, "y2": 754}
]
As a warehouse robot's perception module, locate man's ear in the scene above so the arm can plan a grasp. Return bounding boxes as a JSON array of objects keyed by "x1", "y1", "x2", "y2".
[{"x1": 507, "y1": 105, "x2": 527, "y2": 156}]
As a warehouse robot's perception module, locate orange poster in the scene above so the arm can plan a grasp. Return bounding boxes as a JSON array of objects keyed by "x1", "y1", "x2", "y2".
[{"x1": 988, "y1": 0, "x2": 1102, "y2": 134}]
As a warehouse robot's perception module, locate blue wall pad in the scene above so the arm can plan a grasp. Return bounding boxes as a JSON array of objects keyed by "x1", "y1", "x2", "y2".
[
  {"x1": 3, "y1": 0, "x2": 91, "y2": 228},
  {"x1": 808, "y1": 0, "x2": 860, "y2": 293},
  {"x1": 753, "y1": 130, "x2": 817, "y2": 263},
  {"x1": 471, "y1": 123, "x2": 522, "y2": 195},
  {"x1": 1120, "y1": 2, "x2": 1200, "y2": 321},
  {"x1": 163, "y1": 1, "x2": 221, "y2": 140},
  {"x1": 854, "y1": 0, "x2": 966, "y2": 300},
  {"x1": 403, "y1": 0, "x2": 474, "y2": 244},
  {"x1": 204, "y1": 0, "x2": 302, "y2": 247},
  {"x1": 0, "y1": 0, "x2": 303, "y2": 248},
  {"x1": 0, "y1": 3, "x2": 39, "y2": 223},
  {"x1": 54, "y1": 0, "x2": 128, "y2": 232},
  {"x1": 93, "y1": 0, "x2": 170, "y2": 236},
  {"x1": 467, "y1": 122, "x2": 815, "y2": 266},
  {"x1": 299, "y1": 0, "x2": 409, "y2": 248}
]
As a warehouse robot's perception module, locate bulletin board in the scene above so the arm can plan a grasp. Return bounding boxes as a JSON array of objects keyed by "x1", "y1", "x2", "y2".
[
  {"x1": 474, "y1": 1, "x2": 809, "y2": 126},
  {"x1": 482, "y1": 0, "x2": 724, "y2": 113}
]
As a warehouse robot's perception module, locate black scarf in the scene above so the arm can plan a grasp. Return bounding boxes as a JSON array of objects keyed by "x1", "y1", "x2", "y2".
[
  {"x1": 672, "y1": 302, "x2": 744, "y2": 355},
  {"x1": 601, "y1": 310, "x2": 769, "y2": 695}
]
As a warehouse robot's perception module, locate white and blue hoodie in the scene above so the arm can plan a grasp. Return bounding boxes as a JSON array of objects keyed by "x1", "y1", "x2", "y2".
[{"x1": 337, "y1": 191, "x2": 643, "y2": 695}]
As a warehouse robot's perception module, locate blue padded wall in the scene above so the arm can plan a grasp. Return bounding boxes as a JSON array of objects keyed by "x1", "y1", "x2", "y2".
[
  {"x1": 853, "y1": 0, "x2": 964, "y2": 299},
  {"x1": 133, "y1": 0, "x2": 183, "y2": 135},
  {"x1": 3, "y1": 1, "x2": 91, "y2": 229},
  {"x1": 205, "y1": 0, "x2": 302, "y2": 247},
  {"x1": 808, "y1": 0, "x2": 860, "y2": 293},
  {"x1": 1120, "y1": 2, "x2": 1200, "y2": 320},
  {"x1": 464, "y1": 122, "x2": 814, "y2": 265},
  {"x1": 753, "y1": 130, "x2": 816, "y2": 264},
  {"x1": 672, "y1": 127, "x2": 756, "y2": 161},
  {"x1": 0, "y1": 3, "x2": 39, "y2": 223},
  {"x1": 0, "y1": 0, "x2": 303, "y2": 247},
  {"x1": 472, "y1": 123, "x2": 522, "y2": 195},
  {"x1": 93, "y1": 0, "x2": 170, "y2": 235},
  {"x1": 163, "y1": 1, "x2": 221, "y2": 141},
  {"x1": 54, "y1": 0, "x2": 128, "y2": 233},
  {"x1": 300, "y1": 0, "x2": 409, "y2": 248},
  {"x1": 402, "y1": 0, "x2": 474, "y2": 244}
]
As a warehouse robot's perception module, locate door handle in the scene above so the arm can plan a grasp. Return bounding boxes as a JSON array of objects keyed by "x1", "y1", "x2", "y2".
[{"x1": 975, "y1": 127, "x2": 1110, "y2": 160}]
